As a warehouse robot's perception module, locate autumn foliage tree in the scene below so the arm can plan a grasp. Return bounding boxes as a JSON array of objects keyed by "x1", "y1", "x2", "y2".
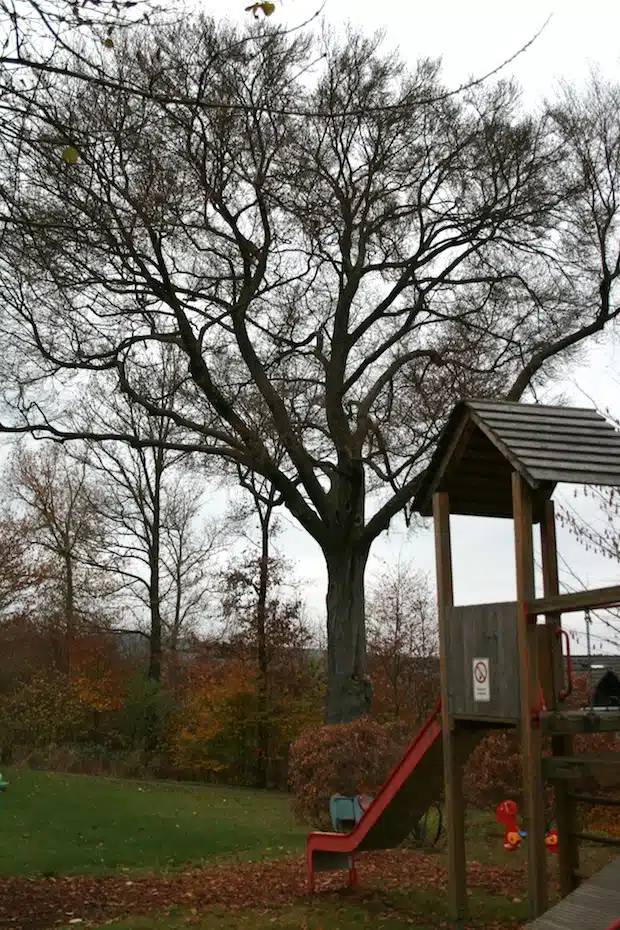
[{"x1": 170, "y1": 656, "x2": 258, "y2": 779}]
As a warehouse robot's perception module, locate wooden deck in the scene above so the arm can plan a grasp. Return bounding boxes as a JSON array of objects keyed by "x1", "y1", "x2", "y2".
[{"x1": 526, "y1": 856, "x2": 620, "y2": 929}]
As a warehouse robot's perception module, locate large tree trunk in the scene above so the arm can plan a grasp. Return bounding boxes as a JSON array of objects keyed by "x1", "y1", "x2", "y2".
[
  {"x1": 147, "y1": 466, "x2": 163, "y2": 683},
  {"x1": 148, "y1": 570, "x2": 162, "y2": 682},
  {"x1": 147, "y1": 538, "x2": 163, "y2": 683},
  {"x1": 255, "y1": 521, "x2": 269, "y2": 789},
  {"x1": 324, "y1": 543, "x2": 372, "y2": 724},
  {"x1": 63, "y1": 547, "x2": 75, "y2": 678}
]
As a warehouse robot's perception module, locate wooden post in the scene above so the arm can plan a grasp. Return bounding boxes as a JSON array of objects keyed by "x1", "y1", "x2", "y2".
[
  {"x1": 512, "y1": 473, "x2": 547, "y2": 918},
  {"x1": 433, "y1": 491, "x2": 468, "y2": 930},
  {"x1": 540, "y1": 500, "x2": 580, "y2": 897},
  {"x1": 540, "y1": 501, "x2": 564, "y2": 706}
]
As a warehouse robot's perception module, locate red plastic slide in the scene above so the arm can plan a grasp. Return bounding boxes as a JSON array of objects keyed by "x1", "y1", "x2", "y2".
[{"x1": 306, "y1": 700, "x2": 443, "y2": 891}]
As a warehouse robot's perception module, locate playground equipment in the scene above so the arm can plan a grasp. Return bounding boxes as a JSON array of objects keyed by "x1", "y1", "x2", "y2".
[
  {"x1": 329, "y1": 793, "x2": 373, "y2": 833},
  {"x1": 329, "y1": 793, "x2": 442, "y2": 848},
  {"x1": 496, "y1": 799, "x2": 558, "y2": 854},
  {"x1": 306, "y1": 700, "x2": 446, "y2": 891},
  {"x1": 305, "y1": 399, "x2": 620, "y2": 929},
  {"x1": 414, "y1": 399, "x2": 620, "y2": 927},
  {"x1": 527, "y1": 855, "x2": 620, "y2": 930}
]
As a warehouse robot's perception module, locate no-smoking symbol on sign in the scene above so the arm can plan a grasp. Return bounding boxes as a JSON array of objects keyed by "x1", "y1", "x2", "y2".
[
  {"x1": 474, "y1": 661, "x2": 487, "y2": 683},
  {"x1": 472, "y1": 657, "x2": 490, "y2": 701}
]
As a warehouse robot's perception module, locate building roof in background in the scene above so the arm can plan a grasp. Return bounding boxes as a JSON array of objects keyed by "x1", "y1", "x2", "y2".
[{"x1": 571, "y1": 654, "x2": 620, "y2": 677}]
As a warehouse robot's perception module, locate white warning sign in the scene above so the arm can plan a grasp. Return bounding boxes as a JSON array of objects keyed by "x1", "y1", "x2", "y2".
[{"x1": 473, "y1": 658, "x2": 490, "y2": 702}]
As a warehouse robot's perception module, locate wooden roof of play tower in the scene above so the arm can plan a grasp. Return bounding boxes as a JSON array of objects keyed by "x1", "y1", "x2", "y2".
[{"x1": 414, "y1": 400, "x2": 620, "y2": 519}]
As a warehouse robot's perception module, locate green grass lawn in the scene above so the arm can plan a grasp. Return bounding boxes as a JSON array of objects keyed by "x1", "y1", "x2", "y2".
[
  {"x1": 0, "y1": 769, "x2": 307, "y2": 877},
  {"x1": 1, "y1": 768, "x2": 615, "y2": 930}
]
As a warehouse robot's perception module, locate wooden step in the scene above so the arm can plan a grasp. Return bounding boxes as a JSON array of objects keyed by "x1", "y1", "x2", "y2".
[
  {"x1": 544, "y1": 754, "x2": 620, "y2": 789},
  {"x1": 526, "y1": 855, "x2": 620, "y2": 929},
  {"x1": 539, "y1": 709, "x2": 620, "y2": 735}
]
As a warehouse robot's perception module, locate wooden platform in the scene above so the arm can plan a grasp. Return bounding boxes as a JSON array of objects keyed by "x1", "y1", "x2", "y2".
[
  {"x1": 526, "y1": 856, "x2": 620, "y2": 929},
  {"x1": 539, "y1": 710, "x2": 620, "y2": 735}
]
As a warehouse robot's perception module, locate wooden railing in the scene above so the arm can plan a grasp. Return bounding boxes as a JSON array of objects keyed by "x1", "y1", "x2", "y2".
[{"x1": 526, "y1": 584, "x2": 620, "y2": 617}]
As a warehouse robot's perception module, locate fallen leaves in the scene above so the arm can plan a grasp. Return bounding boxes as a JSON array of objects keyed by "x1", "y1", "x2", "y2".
[{"x1": 0, "y1": 850, "x2": 528, "y2": 930}]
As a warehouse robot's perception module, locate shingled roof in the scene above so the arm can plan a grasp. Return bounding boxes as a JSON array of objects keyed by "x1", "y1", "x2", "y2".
[{"x1": 413, "y1": 399, "x2": 620, "y2": 519}]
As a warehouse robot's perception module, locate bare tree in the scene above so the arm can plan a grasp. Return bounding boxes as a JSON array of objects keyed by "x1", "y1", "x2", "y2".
[
  {"x1": 75, "y1": 363, "x2": 224, "y2": 682},
  {"x1": 6, "y1": 444, "x2": 109, "y2": 671},
  {"x1": 557, "y1": 396, "x2": 620, "y2": 566},
  {"x1": 0, "y1": 510, "x2": 47, "y2": 624},
  {"x1": 1, "y1": 22, "x2": 620, "y2": 721},
  {"x1": 159, "y1": 479, "x2": 220, "y2": 653}
]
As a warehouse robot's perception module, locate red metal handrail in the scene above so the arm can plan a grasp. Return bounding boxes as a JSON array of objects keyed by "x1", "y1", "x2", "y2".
[{"x1": 556, "y1": 627, "x2": 573, "y2": 701}]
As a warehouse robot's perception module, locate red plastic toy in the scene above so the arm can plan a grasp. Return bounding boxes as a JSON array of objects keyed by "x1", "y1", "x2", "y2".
[
  {"x1": 496, "y1": 800, "x2": 559, "y2": 854},
  {"x1": 544, "y1": 828, "x2": 559, "y2": 855},
  {"x1": 496, "y1": 800, "x2": 521, "y2": 850}
]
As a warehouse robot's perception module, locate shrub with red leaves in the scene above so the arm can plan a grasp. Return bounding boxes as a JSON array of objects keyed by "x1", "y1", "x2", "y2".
[
  {"x1": 463, "y1": 675, "x2": 620, "y2": 816},
  {"x1": 288, "y1": 715, "x2": 408, "y2": 828},
  {"x1": 463, "y1": 730, "x2": 524, "y2": 809}
]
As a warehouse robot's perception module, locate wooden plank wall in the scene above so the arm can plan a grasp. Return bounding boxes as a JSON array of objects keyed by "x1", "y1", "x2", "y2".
[{"x1": 445, "y1": 602, "x2": 520, "y2": 722}]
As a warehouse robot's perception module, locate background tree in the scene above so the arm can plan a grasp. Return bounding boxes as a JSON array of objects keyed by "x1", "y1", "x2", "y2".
[
  {"x1": 220, "y1": 469, "x2": 314, "y2": 786},
  {"x1": 0, "y1": 511, "x2": 46, "y2": 624},
  {"x1": 159, "y1": 478, "x2": 220, "y2": 655},
  {"x1": 75, "y1": 362, "x2": 224, "y2": 682},
  {"x1": 6, "y1": 444, "x2": 110, "y2": 673},
  {"x1": 1, "y1": 22, "x2": 620, "y2": 722},
  {"x1": 366, "y1": 559, "x2": 438, "y2": 726}
]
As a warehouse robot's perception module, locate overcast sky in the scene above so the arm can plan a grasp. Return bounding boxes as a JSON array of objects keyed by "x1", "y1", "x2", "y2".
[{"x1": 198, "y1": 0, "x2": 620, "y2": 652}]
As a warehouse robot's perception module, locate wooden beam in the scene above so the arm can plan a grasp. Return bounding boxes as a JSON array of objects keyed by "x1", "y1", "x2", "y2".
[
  {"x1": 540, "y1": 500, "x2": 560, "y2": 598},
  {"x1": 527, "y1": 584, "x2": 620, "y2": 617},
  {"x1": 433, "y1": 492, "x2": 468, "y2": 930},
  {"x1": 512, "y1": 473, "x2": 548, "y2": 918},
  {"x1": 569, "y1": 793, "x2": 620, "y2": 808},
  {"x1": 570, "y1": 832, "x2": 620, "y2": 848},
  {"x1": 539, "y1": 502, "x2": 565, "y2": 707},
  {"x1": 540, "y1": 501, "x2": 579, "y2": 896},
  {"x1": 539, "y1": 710, "x2": 620, "y2": 735},
  {"x1": 417, "y1": 416, "x2": 474, "y2": 515},
  {"x1": 544, "y1": 755, "x2": 620, "y2": 788}
]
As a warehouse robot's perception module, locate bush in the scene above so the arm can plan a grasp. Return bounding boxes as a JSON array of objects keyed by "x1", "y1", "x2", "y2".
[
  {"x1": 0, "y1": 672, "x2": 87, "y2": 752},
  {"x1": 462, "y1": 674, "x2": 620, "y2": 817},
  {"x1": 170, "y1": 656, "x2": 325, "y2": 789},
  {"x1": 118, "y1": 673, "x2": 175, "y2": 755},
  {"x1": 288, "y1": 715, "x2": 408, "y2": 828},
  {"x1": 463, "y1": 730, "x2": 524, "y2": 809}
]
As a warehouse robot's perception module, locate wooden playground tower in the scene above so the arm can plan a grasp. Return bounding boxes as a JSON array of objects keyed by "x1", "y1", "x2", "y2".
[{"x1": 414, "y1": 399, "x2": 620, "y2": 927}]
